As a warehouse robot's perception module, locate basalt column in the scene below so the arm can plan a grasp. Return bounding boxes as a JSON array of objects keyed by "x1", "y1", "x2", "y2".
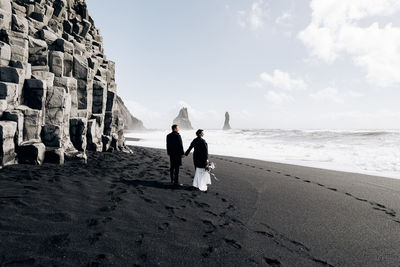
[{"x1": 0, "y1": 0, "x2": 129, "y2": 166}]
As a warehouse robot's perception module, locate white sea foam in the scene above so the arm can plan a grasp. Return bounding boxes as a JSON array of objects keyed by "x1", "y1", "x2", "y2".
[{"x1": 125, "y1": 129, "x2": 400, "y2": 179}]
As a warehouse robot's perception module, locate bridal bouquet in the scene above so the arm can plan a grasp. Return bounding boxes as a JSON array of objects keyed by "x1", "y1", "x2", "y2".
[
  {"x1": 205, "y1": 162, "x2": 219, "y2": 181},
  {"x1": 205, "y1": 162, "x2": 215, "y2": 172}
]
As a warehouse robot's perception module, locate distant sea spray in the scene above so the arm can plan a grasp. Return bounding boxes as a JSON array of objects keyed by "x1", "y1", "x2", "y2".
[{"x1": 126, "y1": 129, "x2": 400, "y2": 179}]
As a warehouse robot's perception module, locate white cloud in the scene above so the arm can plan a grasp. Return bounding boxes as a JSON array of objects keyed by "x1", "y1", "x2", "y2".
[
  {"x1": 237, "y1": 0, "x2": 269, "y2": 30},
  {"x1": 310, "y1": 87, "x2": 363, "y2": 103},
  {"x1": 318, "y1": 109, "x2": 400, "y2": 124},
  {"x1": 348, "y1": 90, "x2": 363, "y2": 98},
  {"x1": 265, "y1": 90, "x2": 294, "y2": 105},
  {"x1": 276, "y1": 11, "x2": 292, "y2": 25},
  {"x1": 246, "y1": 81, "x2": 263, "y2": 88},
  {"x1": 260, "y1": 69, "x2": 307, "y2": 90},
  {"x1": 310, "y1": 87, "x2": 343, "y2": 103},
  {"x1": 299, "y1": 0, "x2": 400, "y2": 87}
]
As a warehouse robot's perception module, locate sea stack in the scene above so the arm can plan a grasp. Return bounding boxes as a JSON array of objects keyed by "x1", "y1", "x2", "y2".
[
  {"x1": 0, "y1": 0, "x2": 129, "y2": 166},
  {"x1": 173, "y1": 107, "x2": 193, "y2": 130},
  {"x1": 116, "y1": 96, "x2": 145, "y2": 130},
  {"x1": 223, "y1": 112, "x2": 231, "y2": 130}
]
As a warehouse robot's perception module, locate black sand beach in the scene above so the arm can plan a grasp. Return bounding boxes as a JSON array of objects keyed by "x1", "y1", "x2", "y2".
[{"x1": 1, "y1": 146, "x2": 400, "y2": 266}]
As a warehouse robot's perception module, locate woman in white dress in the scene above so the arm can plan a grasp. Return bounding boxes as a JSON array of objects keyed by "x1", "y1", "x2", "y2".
[{"x1": 185, "y1": 129, "x2": 211, "y2": 191}]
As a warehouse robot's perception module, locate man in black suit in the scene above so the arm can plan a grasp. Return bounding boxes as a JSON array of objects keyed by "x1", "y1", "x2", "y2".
[{"x1": 166, "y1": 124, "x2": 185, "y2": 185}]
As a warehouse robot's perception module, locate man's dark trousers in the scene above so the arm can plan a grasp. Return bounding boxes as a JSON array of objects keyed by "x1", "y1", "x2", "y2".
[{"x1": 170, "y1": 161, "x2": 180, "y2": 184}]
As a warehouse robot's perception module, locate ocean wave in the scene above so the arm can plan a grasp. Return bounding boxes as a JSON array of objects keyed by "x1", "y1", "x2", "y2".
[{"x1": 125, "y1": 129, "x2": 400, "y2": 179}]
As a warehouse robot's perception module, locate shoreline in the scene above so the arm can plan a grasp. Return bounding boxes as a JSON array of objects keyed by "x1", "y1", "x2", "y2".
[
  {"x1": 1, "y1": 146, "x2": 400, "y2": 265},
  {"x1": 128, "y1": 143, "x2": 400, "y2": 180}
]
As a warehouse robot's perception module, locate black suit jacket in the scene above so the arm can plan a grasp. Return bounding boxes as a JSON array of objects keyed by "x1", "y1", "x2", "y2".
[{"x1": 166, "y1": 131, "x2": 184, "y2": 166}]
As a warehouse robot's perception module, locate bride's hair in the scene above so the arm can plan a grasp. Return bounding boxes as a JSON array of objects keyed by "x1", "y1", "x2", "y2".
[{"x1": 196, "y1": 129, "x2": 203, "y2": 137}]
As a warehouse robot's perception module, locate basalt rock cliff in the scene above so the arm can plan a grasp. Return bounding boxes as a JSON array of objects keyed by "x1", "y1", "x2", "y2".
[
  {"x1": 116, "y1": 96, "x2": 144, "y2": 130},
  {"x1": 0, "y1": 0, "x2": 129, "y2": 166},
  {"x1": 223, "y1": 111, "x2": 231, "y2": 130},
  {"x1": 173, "y1": 107, "x2": 192, "y2": 130}
]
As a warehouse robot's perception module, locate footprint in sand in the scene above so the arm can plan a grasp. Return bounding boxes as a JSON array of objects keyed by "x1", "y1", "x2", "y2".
[
  {"x1": 201, "y1": 246, "x2": 214, "y2": 258},
  {"x1": 87, "y1": 218, "x2": 99, "y2": 227},
  {"x1": 194, "y1": 201, "x2": 210, "y2": 208},
  {"x1": 88, "y1": 232, "x2": 102, "y2": 245},
  {"x1": 255, "y1": 230, "x2": 274, "y2": 238},
  {"x1": 136, "y1": 188, "x2": 145, "y2": 195},
  {"x1": 140, "y1": 196, "x2": 157, "y2": 204},
  {"x1": 134, "y1": 254, "x2": 148, "y2": 266},
  {"x1": 109, "y1": 183, "x2": 117, "y2": 189},
  {"x1": 385, "y1": 211, "x2": 396, "y2": 217},
  {"x1": 224, "y1": 238, "x2": 242, "y2": 249},
  {"x1": 102, "y1": 217, "x2": 113, "y2": 224},
  {"x1": 118, "y1": 189, "x2": 128, "y2": 194},
  {"x1": 204, "y1": 210, "x2": 218, "y2": 217},
  {"x1": 158, "y1": 222, "x2": 170, "y2": 231},
  {"x1": 354, "y1": 197, "x2": 368, "y2": 202},
  {"x1": 202, "y1": 220, "x2": 217, "y2": 234},
  {"x1": 165, "y1": 205, "x2": 176, "y2": 214},
  {"x1": 96, "y1": 254, "x2": 107, "y2": 260},
  {"x1": 219, "y1": 221, "x2": 230, "y2": 228},
  {"x1": 227, "y1": 204, "x2": 236, "y2": 210},
  {"x1": 99, "y1": 205, "x2": 116, "y2": 212},
  {"x1": 176, "y1": 216, "x2": 187, "y2": 222},
  {"x1": 135, "y1": 233, "x2": 144, "y2": 246},
  {"x1": 263, "y1": 257, "x2": 282, "y2": 266}
]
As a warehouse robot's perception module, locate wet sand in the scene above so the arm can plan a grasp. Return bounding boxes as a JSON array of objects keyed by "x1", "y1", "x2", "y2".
[{"x1": 0, "y1": 146, "x2": 399, "y2": 266}]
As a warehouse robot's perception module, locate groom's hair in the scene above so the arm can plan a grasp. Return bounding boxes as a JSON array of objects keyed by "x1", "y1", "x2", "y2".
[
  {"x1": 196, "y1": 129, "x2": 203, "y2": 136},
  {"x1": 172, "y1": 124, "x2": 178, "y2": 131}
]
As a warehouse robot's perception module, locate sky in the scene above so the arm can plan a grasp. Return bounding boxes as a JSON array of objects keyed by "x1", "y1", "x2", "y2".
[{"x1": 86, "y1": 0, "x2": 400, "y2": 130}]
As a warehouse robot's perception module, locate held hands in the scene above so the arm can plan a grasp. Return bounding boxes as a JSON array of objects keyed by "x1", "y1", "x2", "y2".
[{"x1": 181, "y1": 155, "x2": 185, "y2": 158}]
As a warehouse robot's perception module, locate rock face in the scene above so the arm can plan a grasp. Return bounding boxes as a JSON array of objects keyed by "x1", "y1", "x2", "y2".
[
  {"x1": 0, "y1": 0, "x2": 129, "y2": 166},
  {"x1": 116, "y1": 96, "x2": 144, "y2": 130},
  {"x1": 223, "y1": 111, "x2": 231, "y2": 130},
  {"x1": 173, "y1": 107, "x2": 192, "y2": 130}
]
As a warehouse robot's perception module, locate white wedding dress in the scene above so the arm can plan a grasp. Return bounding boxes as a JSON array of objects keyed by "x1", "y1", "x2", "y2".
[{"x1": 193, "y1": 167, "x2": 211, "y2": 191}]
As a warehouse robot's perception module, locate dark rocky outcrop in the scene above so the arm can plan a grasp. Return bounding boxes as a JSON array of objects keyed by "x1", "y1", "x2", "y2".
[
  {"x1": 223, "y1": 111, "x2": 231, "y2": 130},
  {"x1": 116, "y1": 96, "x2": 144, "y2": 130},
  {"x1": 0, "y1": 0, "x2": 130, "y2": 166},
  {"x1": 173, "y1": 107, "x2": 193, "y2": 130}
]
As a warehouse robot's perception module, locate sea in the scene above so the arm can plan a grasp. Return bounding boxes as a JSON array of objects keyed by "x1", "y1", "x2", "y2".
[{"x1": 125, "y1": 129, "x2": 400, "y2": 179}]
